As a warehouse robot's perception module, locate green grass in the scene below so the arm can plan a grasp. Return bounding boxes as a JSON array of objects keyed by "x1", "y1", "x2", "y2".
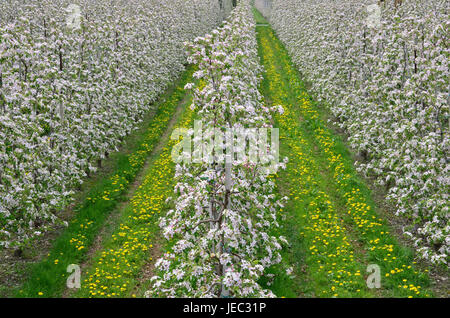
[
  {"x1": 14, "y1": 65, "x2": 196, "y2": 298},
  {"x1": 254, "y1": 8, "x2": 432, "y2": 298},
  {"x1": 73, "y1": 80, "x2": 197, "y2": 298}
]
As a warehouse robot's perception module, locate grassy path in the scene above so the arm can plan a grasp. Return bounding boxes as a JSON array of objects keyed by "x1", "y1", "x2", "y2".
[
  {"x1": 70, "y1": 80, "x2": 200, "y2": 298},
  {"x1": 254, "y1": 10, "x2": 432, "y2": 298},
  {"x1": 15, "y1": 66, "x2": 196, "y2": 298}
]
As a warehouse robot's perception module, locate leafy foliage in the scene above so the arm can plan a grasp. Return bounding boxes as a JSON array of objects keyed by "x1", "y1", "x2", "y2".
[
  {"x1": 270, "y1": 0, "x2": 449, "y2": 265},
  {"x1": 148, "y1": 1, "x2": 287, "y2": 297},
  {"x1": 0, "y1": 0, "x2": 226, "y2": 248}
]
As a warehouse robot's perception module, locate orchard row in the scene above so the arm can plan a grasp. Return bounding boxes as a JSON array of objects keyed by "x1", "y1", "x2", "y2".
[
  {"x1": 0, "y1": 0, "x2": 230, "y2": 247},
  {"x1": 270, "y1": 0, "x2": 449, "y2": 265}
]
